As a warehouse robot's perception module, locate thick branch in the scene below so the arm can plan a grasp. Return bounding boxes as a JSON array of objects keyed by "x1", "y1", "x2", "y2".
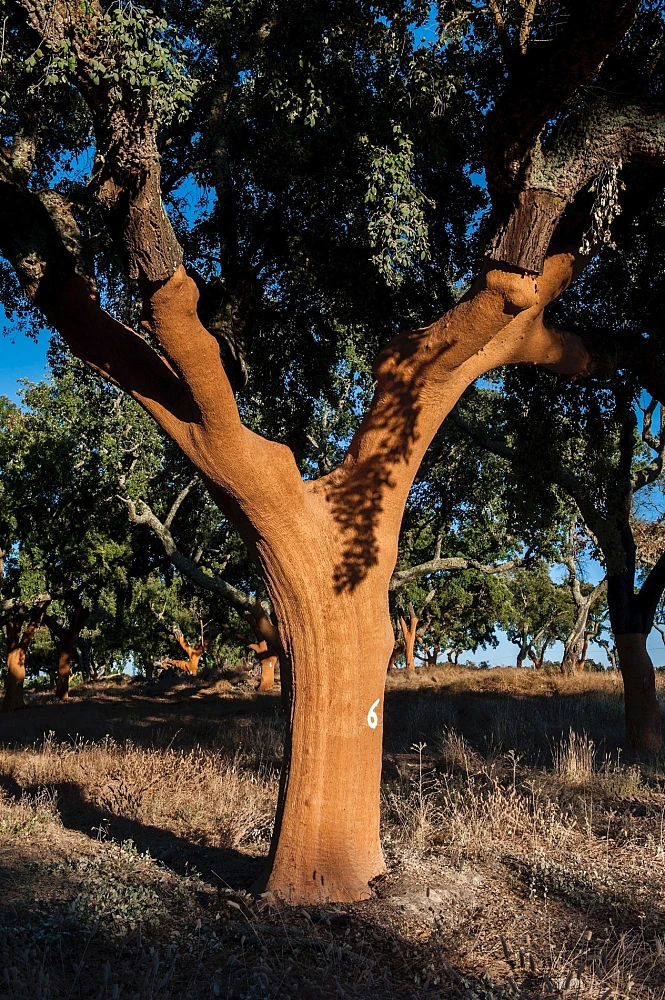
[
  {"x1": 485, "y1": 1, "x2": 640, "y2": 200},
  {"x1": 491, "y1": 97, "x2": 665, "y2": 271},
  {"x1": 333, "y1": 251, "x2": 592, "y2": 591},
  {"x1": 389, "y1": 555, "x2": 523, "y2": 590}
]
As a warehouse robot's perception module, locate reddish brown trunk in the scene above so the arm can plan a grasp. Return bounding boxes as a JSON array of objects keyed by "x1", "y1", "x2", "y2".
[
  {"x1": 3, "y1": 646, "x2": 27, "y2": 711},
  {"x1": 55, "y1": 636, "x2": 74, "y2": 700},
  {"x1": 253, "y1": 517, "x2": 394, "y2": 903},
  {"x1": 399, "y1": 613, "x2": 418, "y2": 672},
  {"x1": 616, "y1": 634, "x2": 662, "y2": 750},
  {"x1": 168, "y1": 631, "x2": 209, "y2": 675},
  {"x1": 47, "y1": 248, "x2": 592, "y2": 904},
  {"x1": 2, "y1": 614, "x2": 43, "y2": 711},
  {"x1": 249, "y1": 640, "x2": 277, "y2": 692}
]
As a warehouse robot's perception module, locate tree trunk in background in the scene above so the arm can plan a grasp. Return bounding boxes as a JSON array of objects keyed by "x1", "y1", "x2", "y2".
[
  {"x1": 43, "y1": 224, "x2": 596, "y2": 902},
  {"x1": 562, "y1": 628, "x2": 587, "y2": 675},
  {"x1": 46, "y1": 605, "x2": 88, "y2": 701},
  {"x1": 249, "y1": 639, "x2": 277, "y2": 692},
  {"x1": 399, "y1": 611, "x2": 418, "y2": 672},
  {"x1": 2, "y1": 611, "x2": 45, "y2": 711},
  {"x1": 607, "y1": 536, "x2": 664, "y2": 751},
  {"x1": 388, "y1": 640, "x2": 404, "y2": 670},
  {"x1": 3, "y1": 622, "x2": 26, "y2": 712},
  {"x1": 616, "y1": 634, "x2": 661, "y2": 750},
  {"x1": 516, "y1": 638, "x2": 529, "y2": 669},
  {"x1": 55, "y1": 635, "x2": 75, "y2": 700}
]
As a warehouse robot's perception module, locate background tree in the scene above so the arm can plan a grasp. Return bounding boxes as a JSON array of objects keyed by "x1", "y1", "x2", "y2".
[{"x1": 455, "y1": 377, "x2": 665, "y2": 746}]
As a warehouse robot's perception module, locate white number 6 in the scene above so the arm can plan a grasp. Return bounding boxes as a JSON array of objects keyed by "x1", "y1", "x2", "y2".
[{"x1": 367, "y1": 698, "x2": 380, "y2": 730}]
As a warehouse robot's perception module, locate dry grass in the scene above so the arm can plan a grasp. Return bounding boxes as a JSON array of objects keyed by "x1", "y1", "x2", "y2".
[
  {"x1": 2, "y1": 666, "x2": 665, "y2": 998},
  {"x1": 0, "y1": 731, "x2": 277, "y2": 851}
]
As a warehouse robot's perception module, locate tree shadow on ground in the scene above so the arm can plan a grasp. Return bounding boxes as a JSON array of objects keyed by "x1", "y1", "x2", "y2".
[{"x1": 0, "y1": 773, "x2": 264, "y2": 890}]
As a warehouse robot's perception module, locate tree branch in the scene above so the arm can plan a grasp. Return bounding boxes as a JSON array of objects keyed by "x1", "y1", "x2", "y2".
[
  {"x1": 634, "y1": 397, "x2": 665, "y2": 491},
  {"x1": 120, "y1": 495, "x2": 281, "y2": 652},
  {"x1": 389, "y1": 555, "x2": 523, "y2": 590},
  {"x1": 164, "y1": 476, "x2": 199, "y2": 531},
  {"x1": 485, "y1": 1, "x2": 640, "y2": 201},
  {"x1": 491, "y1": 96, "x2": 665, "y2": 271}
]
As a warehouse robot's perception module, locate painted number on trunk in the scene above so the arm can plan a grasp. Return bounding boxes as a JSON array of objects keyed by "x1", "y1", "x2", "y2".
[{"x1": 367, "y1": 698, "x2": 380, "y2": 729}]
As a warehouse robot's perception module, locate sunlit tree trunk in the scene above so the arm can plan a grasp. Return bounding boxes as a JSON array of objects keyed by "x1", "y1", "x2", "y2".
[
  {"x1": 398, "y1": 607, "x2": 419, "y2": 672},
  {"x1": 2, "y1": 607, "x2": 46, "y2": 711},
  {"x1": 34, "y1": 168, "x2": 595, "y2": 901},
  {"x1": 249, "y1": 639, "x2": 278, "y2": 691},
  {"x1": 45, "y1": 603, "x2": 88, "y2": 700}
]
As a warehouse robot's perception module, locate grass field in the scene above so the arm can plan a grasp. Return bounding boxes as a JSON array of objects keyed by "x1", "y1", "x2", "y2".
[{"x1": 2, "y1": 665, "x2": 665, "y2": 999}]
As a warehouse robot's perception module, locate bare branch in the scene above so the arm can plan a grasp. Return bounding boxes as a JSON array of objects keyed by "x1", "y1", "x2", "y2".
[
  {"x1": 120, "y1": 494, "x2": 281, "y2": 652},
  {"x1": 390, "y1": 555, "x2": 524, "y2": 590},
  {"x1": 164, "y1": 476, "x2": 198, "y2": 531}
]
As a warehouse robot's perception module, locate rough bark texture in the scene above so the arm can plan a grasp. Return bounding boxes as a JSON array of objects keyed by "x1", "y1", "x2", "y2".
[
  {"x1": 56, "y1": 636, "x2": 74, "y2": 700},
  {"x1": 388, "y1": 640, "x2": 404, "y2": 670},
  {"x1": 4, "y1": 645, "x2": 27, "y2": 711}
]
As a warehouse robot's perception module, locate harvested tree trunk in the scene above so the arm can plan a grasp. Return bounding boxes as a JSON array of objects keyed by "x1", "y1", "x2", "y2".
[
  {"x1": 399, "y1": 608, "x2": 419, "y2": 672},
  {"x1": 249, "y1": 639, "x2": 278, "y2": 692},
  {"x1": 45, "y1": 604, "x2": 88, "y2": 700},
  {"x1": 163, "y1": 629, "x2": 210, "y2": 675},
  {"x1": 388, "y1": 640, "x2": 405, "y2": 670},
  {"x1": 44, "y1": 230, "x2": 595, "y2": 902},
  {"x1": 3, "y1": 620, "x2": 27, "y2": 712},
  {"x1": 2, "y1": 609, "x2": 45, "y2": 711},
  {"x1": 56, "y1": 634, "x2": 75, "y2": 700}
]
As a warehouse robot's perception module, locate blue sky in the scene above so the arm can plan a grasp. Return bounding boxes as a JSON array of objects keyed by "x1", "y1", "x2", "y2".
[{"x1": 0, "y1": 318, "x2": 49, "y2": 402}]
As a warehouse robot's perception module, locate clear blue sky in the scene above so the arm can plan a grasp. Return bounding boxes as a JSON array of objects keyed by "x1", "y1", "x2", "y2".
[{"x1": 0, "y1": 317, "x2": 49, "y2": 401}]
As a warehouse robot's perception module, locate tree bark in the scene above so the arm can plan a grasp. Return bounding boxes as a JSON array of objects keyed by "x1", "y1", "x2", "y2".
[
  {"x1": 41, "y1": 243, "x2": 592, "y2": 902},
  {"x1": 616, "y1": 633, "x2": 661, "y2": 751},
  {"x1": 388, "y1": 639, "x2": 404, "y2": 670},
  {"x1": 607, "y1": 529, "x2": 665, "y2": 750},
  {"x1": 249, "y1": 640, "x2": 277, "y2": 692},
  {"x1": 2, "y1": 610, "x2": 45, "y2": 711},
  {"x1": 562, "y1": 627, "x2": 586, "y2": 675},
  {"x1": 55, "y1": 634, "x2": 75, "y2": 700},
  {"x1": 45, "y1": 604, "x2": 88, "y2": 700},
  {"x1": 3, "y1": 627, "x2": 27, "y2": 712},
  {"x1": 254, "y1": 552, "x2": 393, "y2": 903},
  {"x1": 399, "y1": 611, "x2": 418, "y2": 672}
]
